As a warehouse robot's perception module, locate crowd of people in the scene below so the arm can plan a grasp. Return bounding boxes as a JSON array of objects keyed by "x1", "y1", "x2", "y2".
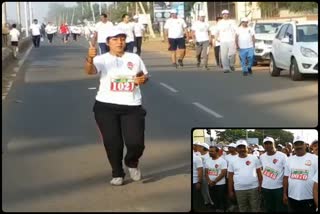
[{"x1": 193, "y1": 136, "x2": 318, "y2": 212}]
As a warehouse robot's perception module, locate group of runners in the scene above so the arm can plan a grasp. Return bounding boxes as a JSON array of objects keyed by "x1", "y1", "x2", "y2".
[{"x1": 193, "y1": 136, "x2": 318, "y2": 212}]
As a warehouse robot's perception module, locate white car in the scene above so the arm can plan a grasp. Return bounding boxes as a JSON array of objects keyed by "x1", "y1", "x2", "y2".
[
  {"x1": 269, "y1": 21, "x2": 318, "y2": 81},
  {"x1": 250, "y1": 22, "x2": 283, "y2": 64}
]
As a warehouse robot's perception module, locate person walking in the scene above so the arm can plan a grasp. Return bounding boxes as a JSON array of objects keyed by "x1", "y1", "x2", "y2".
[
  {"x1": 117, "y1": 14, "x2": 135, "y2": 53},
  {"x1": 92, "y1": 13, "x2": 114, "y2": 54},
  {"x1": 133, "y1": 15, "x2": 145, "y2": 56},
  {"x1": 228, "y1": 139, "x2": 263, "y2": 212},
  {"x1": 206, "y1": 146, "x2": 228, "y2": 212},
  {"x1": 71, "y1": 25, "x2": 81, "y2": 41},
  {"x1": 214, "y1": 10, "x2": 237, "y2": 73},
  {"x1": 30, "y1": 19, "x2": 41, "y2": 48},
  {"x1": 45, "y1": 22, "x2": 56, "y2": 44},
  {"x1": 164, "y1": 9, "x2": 187, "y2": 68},
  {"x1": 60, "y1": 22, "x2": 69, "y2": 43},
  {"x1": 283, "y1": 136, "x2": 318, "y2": 213},
  {"x1": 193, "y1": 151, "x2": 204, "y2": 211},
  {"x1": 210, "y1": 17, "x2": 223, "y2": 68},
  {"x1": 260, "y1": 137, "x2": 288, "y2": 212},
  {"x1": 9, "y1": 24, "x2": 20, "y2": 58},
  {"x1": 84, "y1": 27, "x2": 149, "y2": 186},
  {"x1": 191, "y1": 11, "x2": 211, "y2": 70},
  {"x1": 236, "y1": 17, "x2": 255, "y2": 76}
]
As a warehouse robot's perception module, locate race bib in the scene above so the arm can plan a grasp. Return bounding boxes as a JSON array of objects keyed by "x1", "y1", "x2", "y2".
[
  {"x1": 290, "y1": 169, "x2": 309, "y2": 180},
  {"x1": 263, "y1": 166, "x2": 279, "y2": 180},
  {"x1": 208, "y1": 168, "x2": 219, "y2": 176},
  {"x1": 110, "y1": 76, "x2": 135, "y2": 92}
]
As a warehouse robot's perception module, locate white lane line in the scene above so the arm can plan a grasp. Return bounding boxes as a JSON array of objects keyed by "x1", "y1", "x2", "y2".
[
  {"x1": 160, "y1": 82, "x2": 178, "y2": 93},
  {"x1": 88, "y1": 87, "x2": 97, "y2": 90},
  {"x1": 17, "y1": 45, "x2": 32, "y2": 68},
  {"x1": 192, "y1": 102, "x2": 223, "y2": 118}
]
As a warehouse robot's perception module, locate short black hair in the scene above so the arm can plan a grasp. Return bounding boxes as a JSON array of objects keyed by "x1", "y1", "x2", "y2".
[
  {"x1": 33, "y1": 19, "x2": 38, "y2": 22},
  {"x1": 122, "y1": 13, "x2": 129, "y2": 19},
  {"x1": 12, "y1": 24, "x2": 17, "y2": 28},
  {"x1": 101, "y1": 13, "x2": 107, "y2": 18},
  {"x1": 210, "y1": 146, "x2": 220, "y2": 152}
]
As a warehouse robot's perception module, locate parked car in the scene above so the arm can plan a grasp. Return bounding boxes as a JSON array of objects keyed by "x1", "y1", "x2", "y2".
[
  {"x1": 269, "y1": 21, "x2": 318, "y2": 81},
  {"x1": 250, "y1": 21, "x2": 283, "y2": 65}
]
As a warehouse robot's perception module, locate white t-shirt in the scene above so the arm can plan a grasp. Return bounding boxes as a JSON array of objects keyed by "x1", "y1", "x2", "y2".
[
  {"x1": 191, "y1": 21, "x2": 210, "y2": 42},
  {"x1": 313, "y1": 170, "x2": 318, "y2": 183},
  {"x1": 225, "y1": 153, "x2": 238, "y2": 178},
  {"x1": 228, "y1": 154, "x2": 262, "y2": 191},
  {"x1": 205, "y1": 157, "x2": 227, "y2": 185},
  {"x1": 210, "y1": 25, "x2": 220, "y2": 46},
  {"x1": 133, "y1": 22, "x2": 145, "y2": 37},
  {"x1": 193, "y1": 151, "x2": 201, "y2": 156},
  {"x1": 95, "y1": 21, "x2": 114, "y2": 43},
  {"x1": 215, "y1": 19, "x2": 237, "y2": 43},
  {"x1": 71, "y1": 26, "x2": 81, "y2": 34},
  {"x1": 260, "y1": 151, "x2": 288, "y2": 189},
  {"x1": 45, "y1": 25, "x2": 56, "y2": 34},
  {"x1": 193, "y1": 153, "x2": 203, "y2": 184},
  {"x1": 93, "y1": 52, "x2": 148, "y2": 106},
  {"x1": 236, "y1": 26, "x2": 255, "y2": 49},
  {"x1": 9, "y1": 29, "x2": 20, "y2": 42},
  {"x1": 284, "y1": 153, "x2": 318, "y2": 200},
  {"x1": 200, "y1": 152, "x2": 211, "y2": 166},
  {"x1": 117, "y1": 22, "x2": 135, "y2": 43},
  {"x1": 30, "y1": 23, "x2": 41, "y2": 36},
  {"x1": 164, "y1": 18, "x2": 187, "y2": 39}
]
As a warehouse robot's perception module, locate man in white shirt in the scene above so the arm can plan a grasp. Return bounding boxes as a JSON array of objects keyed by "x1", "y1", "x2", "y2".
[
  {"x1": 210, "y1": 16, "x2": 223, "y2": 68},
  {"x1": 283, "y1": 136, "x2": 318, "y2": 213},
  {"x1": 117, "y1": 14, "x2": 135, "y2": 53},
  {"x1": 286, "y1": 142, "x2": 294, "y2": 156},
  {"x1": 215, "y1": 10, "x2": 237, "y2": 73},
  {"x1": 71, "y1": 25, "x2": 81, "y2": 41},
  {"x1": 45, "y1": 22, "x2": 56, "y2": 44},
  {"x1": 164, "y1": 9, "x2": 187, "y2": 68},
  {"x1": 133, "y1": 15, "x2": 145, "y2": 56},
  {"x1": 92, "y1": 13, "x2": 114, "y2": 54},
  {"x1": 228, "y1": 139, "x2": 262, "y2": 212},
  {"x1": 30, "y1": 19, "x2": 41, "y2": 48},
  {"x1": 311, "y1": 140, "x2": 318, "y2": 156},
  {"x1": 198, "y1": 143, "x2": 214, "y2": 208},
  {"x1": 236, "y1": 17, "x2": 255, "y2": 76},
  {"x1": 193, "y1": 152, "x2": 204, "y2": 211},
  {"x1": 193, "y1": 141, "x2": 201, "y2": 156},
  {"x1": 9, "y1": 24, "x2": 20, "y2": 58},
  {"x1": 192, "y1": 11, "x2": 210, "y2": 70},
  {"x1": 260, "y1": 137, "x2": 288, "y2": 212},
  {"x1": 206, "y1": 146, "x2": 228, "y2": 212}
]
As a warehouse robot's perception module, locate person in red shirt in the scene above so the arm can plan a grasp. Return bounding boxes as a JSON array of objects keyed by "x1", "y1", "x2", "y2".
[{"x1": 60, "y1": 22, "x2": 69, "y2": 43}]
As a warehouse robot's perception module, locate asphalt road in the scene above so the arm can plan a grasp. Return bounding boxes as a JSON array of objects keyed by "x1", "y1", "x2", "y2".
[{"x1": 2, "y1": 35, "x2": 317, "y2": 211}]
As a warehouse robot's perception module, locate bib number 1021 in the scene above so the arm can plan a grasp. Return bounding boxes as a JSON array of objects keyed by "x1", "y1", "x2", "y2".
[{"x1": 110, "y1": 81, "x2": 135, "y2": 92}]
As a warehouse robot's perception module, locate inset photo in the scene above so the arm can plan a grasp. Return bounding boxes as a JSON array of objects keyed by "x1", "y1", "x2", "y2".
[{"x1": 192, "y1": 129, "x2": 318, "y2": 212}]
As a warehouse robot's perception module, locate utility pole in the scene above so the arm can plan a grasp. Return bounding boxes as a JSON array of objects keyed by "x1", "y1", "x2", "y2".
[
  {"x1": 29, "y1": 2, "x2": 33, "y2": 26},
  {"x1": 24, "y1": 2, "x2": 29, "y2": 36},
  {"x1": 71, "y1": 8, "x2": 75, "y2": 25},
  {"x1": 16, "y1": 2, "x2": 22, "y2": 31},
  {"x1": 99, "y1": 2, "x2": 102, "y2": 15},
  {"x1": 2, "y1": 2, "x2": 7, "y2": 27},
  {"x1": 90, "y1": 2, "x2": 95, "y2": 22}
]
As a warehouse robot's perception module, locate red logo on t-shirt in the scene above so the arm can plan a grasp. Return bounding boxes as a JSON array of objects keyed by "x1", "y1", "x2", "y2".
[
  {"x1": 127, "y1": 62, "x2": 134, "y2": 70},
  {"x1": 246, "y1": 161, "x2": 251, "y2": 166},
  {"x1": 305, "y1": 160, "x2": 311, "y2": 166},
  {"x1": 273, "y1": 159, "x2": 278, "y2": 164},
  {"x1": 215, "y1": 164, "x2": 219, "y2": 168}
]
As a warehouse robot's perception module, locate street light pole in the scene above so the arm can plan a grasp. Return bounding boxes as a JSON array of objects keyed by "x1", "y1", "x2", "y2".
[
  {"x1": 2, "y1": 2, "x2": 7, "y2": 27},
  {"x1": 24, "y1": 2, "x2": 29, "y2": 37},
  {"x1": 16, "y1": 2, "x2": 22, "y2": 30},
  {"x1": 29, "y1": 2, "x2": 32, "y2": 26}
]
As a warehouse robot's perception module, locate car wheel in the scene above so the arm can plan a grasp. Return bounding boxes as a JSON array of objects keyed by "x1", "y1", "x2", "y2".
[
  {"x1": 269, "y1": 55, "x2": 281, "y2": 76},
  {"x1": 290, "y1": 58, "x2": 303, "y2": 81}
]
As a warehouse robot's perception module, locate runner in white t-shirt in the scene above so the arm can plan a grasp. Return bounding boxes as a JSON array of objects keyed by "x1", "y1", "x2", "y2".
[
  {"x1": 193, "y1": 153, "x2": 204, "y2": 211},
  {"x1": 117, "y1": 14, "x2": 135, "y2": 53},
  {"x1": 133, "y1": 15, "x2": 145, "y2": 56},
  {"x1": 228, "y1": 139, "x2": 262, "y2": 212},
  {"x1": 45, "y1": 22, "x2": 56, "y2": 44},
  {"x1": 30, "y1": 19, "x2": 41, "y2": 48},
  {"x1": 164, "y1": 9, "x2": 187, "y2": 68},
  {"x1": 283, "y1": 136, "x2": 318, "y2": 213},
  {"x1": 235, "y1": 17, "x2": 255, "y2": 76},
  {"x1": 85, "y1": 27, "x2": 149, "y2": 186},
  {"x1": 9, "y1": 24, "x2": 20, "y2": 58},
  {"x1": 191, "y1": 11, "x2": 210, "y2": 70},
  {"x1": 210, "y1": 16, "x2": 223, "y2": 68},
  {"x1": 259, "y1": 137, "x2": 288, "y2": 212},
  {"x1": 206, "y1": 146, "x2": 228, "y2": 212},
  {"x1": 92, "y1": 13, "x2": 114, "y2": 54},
  {"x1": 215, "y1": 10, "x2": 237, "y2": 73}
]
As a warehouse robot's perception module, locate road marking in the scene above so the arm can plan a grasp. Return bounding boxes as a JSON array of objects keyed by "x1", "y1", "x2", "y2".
[
  {"x1": 192, "y1": 102, "x2": 223, "y2": 118},
  {"x1": 88, "y1": 87, "x2": 97, "y2": 90},
  {"x1": 18, "y1": 45, "x2": 32, "y2": 68},
  {"x1": 160, "y1": 82, "x2": 178, "y2": 93}
]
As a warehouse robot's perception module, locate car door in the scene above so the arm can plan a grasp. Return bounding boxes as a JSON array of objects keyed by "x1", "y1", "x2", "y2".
[
  {"x1": 281, "y1": 24, "x2": 294, "y2": 69},
  {"x1": 273, "y1": 24, "x2": 289, "y2": 68}
]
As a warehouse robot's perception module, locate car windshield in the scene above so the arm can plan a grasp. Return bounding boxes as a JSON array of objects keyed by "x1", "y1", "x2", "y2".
[
  {"x1": 255, "y1": 23, "x2": 282, "y2": 34},
  {"x1": 296, "y1": 24, "x2": 318, "y2": 42}
]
